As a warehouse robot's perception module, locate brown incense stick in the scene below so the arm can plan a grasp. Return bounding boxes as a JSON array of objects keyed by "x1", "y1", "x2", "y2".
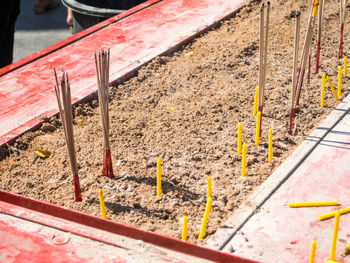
[
  {"x1": 258, "y1": 3, "x2": 265, "y2": 110},
  {"x1": 95, "y1": 49, "x2": 114, "y2": 178},
  {"x1": 53, "y1": 69, "x2": 82, "y2": 202},
  {"x1": 290, "y1": 10, "x2": 301, "y2": 135},
  {"x1": 261, "y1": 1, "x2": 270, "y2": 111},
  {"x1": 315, "y1": 0, "x2": 324, "y2": 74},
  {"x1": 339, "y1": 0, "x2": 347, "y2": 59}
]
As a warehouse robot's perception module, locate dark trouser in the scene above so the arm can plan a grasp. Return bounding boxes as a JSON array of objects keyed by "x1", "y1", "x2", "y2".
[{"x1": 0, "y1": 0, "x2": 20, "y2": 68}]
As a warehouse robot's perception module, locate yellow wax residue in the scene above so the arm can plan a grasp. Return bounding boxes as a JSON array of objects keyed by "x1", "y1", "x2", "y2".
[{"x1": 33, "y1": 149, "x2": 51, "y2": 158}]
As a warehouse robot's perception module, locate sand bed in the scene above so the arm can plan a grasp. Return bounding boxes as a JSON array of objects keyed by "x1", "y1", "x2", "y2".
[{"x1": 1, "y1": 0, "x2": 349, "y2": 244}]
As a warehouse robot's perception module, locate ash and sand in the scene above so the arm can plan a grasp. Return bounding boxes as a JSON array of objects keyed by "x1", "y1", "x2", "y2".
[{"x1": 1, "y1": 0, "x2": 349, "y2": 244}]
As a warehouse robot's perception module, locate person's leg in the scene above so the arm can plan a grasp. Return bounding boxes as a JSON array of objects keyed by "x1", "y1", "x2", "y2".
[{"x1": 0, "y1": 0, "x2": 20, "y2": 68}]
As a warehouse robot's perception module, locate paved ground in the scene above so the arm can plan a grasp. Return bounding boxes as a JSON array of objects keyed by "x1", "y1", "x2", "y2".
[
  {"x1": 13, "y1": 0, "x2": 71, "y2": 62},
  {"x1": 208, "y1": 95, "x2": 350, "y2": 262}
]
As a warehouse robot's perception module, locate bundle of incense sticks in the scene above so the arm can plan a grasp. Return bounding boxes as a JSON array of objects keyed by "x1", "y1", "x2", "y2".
[
  {"x1": 339, "y1": 0, "x2": 347, "y2": 59},
  {"x1": 315, "y1": 0, "x2": 324, "y2": 74},
  {"x1": 53, "y1": 69, "x2": 82, "y2": 202},
  {"x1": 290, "y1": 1, "x2": 320, "y2": 135},
  {"x1": 94, "y1": 49, "x2": 114, "y2": 178},
  {"x1": 257, "y1": 1, "x2": 270, "y2": 136},
  {"x1": 295, "y1": 0, "x2": 319, "y2": 107}
]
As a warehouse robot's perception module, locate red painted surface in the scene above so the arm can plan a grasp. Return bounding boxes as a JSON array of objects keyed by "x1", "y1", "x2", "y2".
[
  {"x1": 0, "y1": 219, "x2": 128, "y2": 263},
  {"x1": 0, "y1": 0, "x2": 247, "y2": 148},
  {"x1": 225, "y1": 117, "x2": 350, "y2": 262},
  {"x1": 0, "y1": 190, "x2": 257, "y2": 263}
]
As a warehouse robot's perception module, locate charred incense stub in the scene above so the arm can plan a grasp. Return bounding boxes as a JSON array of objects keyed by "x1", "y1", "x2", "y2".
[
  {"x1": 73, "y1": 172, "x2": 82, "y2": 202},
  {"x1": 103, "y1": 149, "x2": 114, "y2": 178}
]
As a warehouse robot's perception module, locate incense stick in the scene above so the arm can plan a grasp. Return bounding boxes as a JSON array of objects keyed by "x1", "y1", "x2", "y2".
[
  {"x1": 53, "y1": 69, "x2": 82, "y2": 202},
  {"x1": 258, "y1": 3, "x2": 265, "y2": 110},
  {"x1": 94, "y1": 49, "x2": 114, "y2": 178},
  {"x1": 290, "y1": 10, "x2": 301, "y2": 135},
  {"x1": 315, "y1": 0, "x2": 324, "y2": 74},
  {"x1": 339, "y1": 0, "x2": 347, "y2": 59}
]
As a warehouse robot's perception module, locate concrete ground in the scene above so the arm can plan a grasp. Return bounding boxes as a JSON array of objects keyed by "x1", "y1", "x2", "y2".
[{"x1": 13, "y1": 0, "x2": 71, "y2": 62}]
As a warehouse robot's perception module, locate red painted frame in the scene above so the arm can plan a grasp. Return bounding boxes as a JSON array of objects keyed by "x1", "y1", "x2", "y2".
[{"x1": 0, "y1": 190, "x2": 257, "y2": 263}]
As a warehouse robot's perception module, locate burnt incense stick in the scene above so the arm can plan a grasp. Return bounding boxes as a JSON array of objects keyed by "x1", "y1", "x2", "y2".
[
  {"x1": 339, "y1": 0, "x2": 347, "y2": 59},
  {"x1": 257, "y1": 1, "x2": 270, "y2": 137},
  {"x1": 315, "y1": 0, "x2": 324, "y2": 74},
  {"x1": 95, "y1": 49, "x2": 114, "y2": 178},
  {"x1": 258, "y1": 3, "x2": 265, "y2": 111},
  {"x1": 53, "y1": 69, "x2": 82, "y2": 202},
  {"x1": 290, "y1": 10, "x2": 301, "y2": 135}
]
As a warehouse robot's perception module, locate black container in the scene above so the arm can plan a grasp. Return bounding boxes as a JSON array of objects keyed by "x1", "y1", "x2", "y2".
[{"x1": 62, "y1": 0, "x2": 147, "y2": 34}]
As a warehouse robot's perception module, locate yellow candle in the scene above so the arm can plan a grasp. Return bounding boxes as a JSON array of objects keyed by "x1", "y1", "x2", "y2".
[
  {"x1": 338, "y1": 66, "x2": 342, "y2": 98},
  {"x1": 326, "y1": 76, "x2": 339, "y2": 101},
  {"x1": 309, "y1": 240, "x2": 316, "y2": 263},
  {"x1": 312, "y1": 0, "x2": 319, "y2": 17},
  {"x1": 182, "y1": 216, "x2": 188, "y2": 241},
  {"x1": 242, "y1": 142, "x2": 247, "y2": 177},
  {"x1": 268, "y1": 128, "x2": 272, "y2": 162},
  {"x1": 329, "y1": 210, "x2": 340, "y2": 260},
  {"x1": 157, "y1": 158, "x2": 161, "y2": 197},
  {"x1": 207, "y1": 176, "x2": 211, "y2": 198},
  {"x1": 288, "y1": 201, "x2": 338, "y2": 208},
  {"x1": 237, "y1": 122, "x2": 242, "y2": 155},
  {"x1": 198, "y1": 197, "x2": 212, "y2": 239},
  {"x1": 344, "y1": 57, "x2": 347, "y2": 76},
  {"x1": 98, "y1": 188, "x2": 107, "y2": 219},
  {"x1": 326, "y1": 260, "x2": 341, "y2": 263},
  {"x1": 321, "y1": 73, "x2": 325, "y2": 107},
  {"x1": 253, "y1": 86, "x2": 258, "y2": 116},
  {"x1": 318, "y1": 206, "x2": 350, "y2": 221},
  {"x1": 255, "y1": 111, "x2": 261, "y2": 145}
]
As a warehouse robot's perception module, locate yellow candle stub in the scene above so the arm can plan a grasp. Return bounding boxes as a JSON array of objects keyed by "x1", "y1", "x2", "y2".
[
  {"x1": 157, "y1": 158, "x2": 161, "y2": 197},
  {"x1": 255, "y1": 111, "x2": 261, "y2": 145},
  {"x1": 321, "y1": 73, "x2": 325, "y2": 107},
  {"x1": 253, "y1": 86, "x2": 258, "y2": 116},
  {"x1": 242, "y1": 142, "x2": 247, "y2": 177},
  {"x1": 182, "y1": 216, "x2": 188, "y2": 241},
  {"x1": 268, "y1": 128, "x2": 272, "y2": 162},
  {"x1": 98, "y1": 188, "x2": 107, "y2": 219},
  {"x1": 338, "y1": 66, "x2": 342, "y2": 98},
  {"x1": 288, "y1": 201, "x2": 338, "y2": 208},
  {"x1": 198, "y1": 197, "x2": 212, "y2": 240},
  {"x1": 329, "y1": 210, "x2": 340, "y2": 260},
  {"x1": 207, "y1": 176, "x2": 211, "y2": 198},
  {"x1": 344, "y1": 57, "x2": 347, "y2": 76},
  {"x1": 318, "y1": 206, "x2": 350, "y2": 221},
  {"x1": 237, "y1": 122, "x2": 242, "y2": 155},
  {"x1": 326, "y1": 76, "x2": 339, "y2": 101},
  {"x1": 309, "y1": 240, "x2": 316, "y2": 263}
]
